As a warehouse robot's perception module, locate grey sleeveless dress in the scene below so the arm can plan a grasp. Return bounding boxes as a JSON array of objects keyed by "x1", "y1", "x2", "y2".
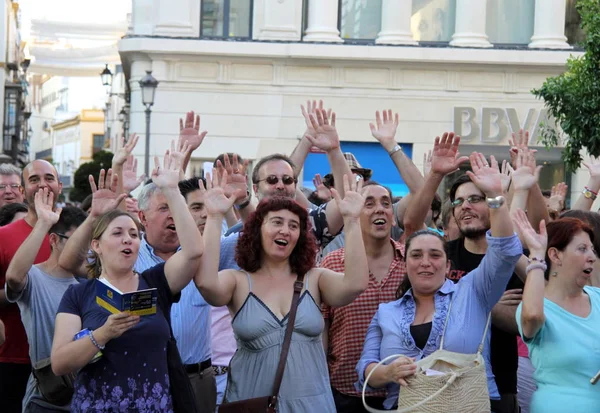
[{"x1": 224, "y1": 272, "x2": 336, "y2": 413}]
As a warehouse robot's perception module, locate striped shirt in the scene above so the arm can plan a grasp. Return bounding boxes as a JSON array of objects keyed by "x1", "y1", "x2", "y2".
[
  {"x1": 321, "y1": 239, "x2": 405, "y2": 397},
  {"x1": 134, "y1": 235, "x2": 211, "y2": 364}
]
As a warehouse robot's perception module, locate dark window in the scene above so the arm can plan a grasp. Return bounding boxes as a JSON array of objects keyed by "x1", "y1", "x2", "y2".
[
  {"x1": 93, "y1": 134, "x2": 105, "y2": 153},
  {"x1": 3, "y1": 85, "x2": 22, "y2": 159},
  {"x1": 339, "y1": 0, "x2": 382, "y2": 41},
  {"x1": 565, "y1": 0, "x2": 585, "y2": 46},
  {"x1": 201, "y1": 0, "x2": 253, "y2": 38}
]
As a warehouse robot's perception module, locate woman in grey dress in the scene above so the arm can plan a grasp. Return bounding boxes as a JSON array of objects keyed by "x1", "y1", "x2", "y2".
[{"x1": 195, "y1": 173, "x2": 369, "y2": 413}]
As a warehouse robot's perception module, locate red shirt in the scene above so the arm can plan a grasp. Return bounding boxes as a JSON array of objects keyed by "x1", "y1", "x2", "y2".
[
  {"x1": 321, "y1": 239, "x2": 405, "y2": 397},
  {"x1": 0, "y1": 218, "x2": 50, "y2": 363}
]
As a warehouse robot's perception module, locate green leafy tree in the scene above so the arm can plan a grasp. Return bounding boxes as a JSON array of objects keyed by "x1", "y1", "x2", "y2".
[
  {"x1": 533, "y1": 0, "x2": 600, "y2": 171},
  {"x1": 69, "y1": 150, "x2": 114, "y2": 202}
]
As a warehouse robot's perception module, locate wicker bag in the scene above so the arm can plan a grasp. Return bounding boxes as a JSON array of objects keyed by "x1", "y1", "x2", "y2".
[{"x1": 362, "y1": 300, "x2": 492, "y2": 413}]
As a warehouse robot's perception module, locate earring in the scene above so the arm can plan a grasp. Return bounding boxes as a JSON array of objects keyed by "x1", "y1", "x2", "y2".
[{"x1": 551, "y1": 271, "x2": 558, "y2": 277}]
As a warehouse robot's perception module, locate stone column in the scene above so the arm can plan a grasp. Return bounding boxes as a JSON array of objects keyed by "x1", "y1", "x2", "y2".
[
  {"x1": 376, "y1": 0, "x2": 417, "y2": 45},
  {"x1": 303, "y1": 0, "x2": 343, "y2": 42},
  {"x1": 529, "y1": 0, "x2": 571, "y2": 49},
  {"x1": 449, "y1": 0, "x2": 492, "y2": 48}
]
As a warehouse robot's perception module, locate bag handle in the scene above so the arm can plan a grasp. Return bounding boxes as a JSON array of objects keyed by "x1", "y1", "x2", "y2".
[
  {"x1": 362, "y1": 354, "x2": 459, "y2": 413},
  {"x1": 271, "y1": 273, "x2": 305, "y2": 399}
]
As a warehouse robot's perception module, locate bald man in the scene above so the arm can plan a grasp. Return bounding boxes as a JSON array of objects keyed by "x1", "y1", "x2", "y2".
[{"x1": 0, "y1": 160, "x2": 62, "y2": 412}]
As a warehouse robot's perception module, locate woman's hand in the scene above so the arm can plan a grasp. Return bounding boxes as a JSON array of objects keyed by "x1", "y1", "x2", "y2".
[
  {"x1": 89, "y1": 169, "x2": 128, "y2": 219},
  {"x1": 384, "y1": 356, "x2": 417, "y2": 386},
  {"x1": 203, "y1": 170, "x2": 237, "y2": 217},
  {"x1": 511, "y1": 148, "x2": 542, "y2": 192},
  {"x1": 96, "y1": 312, "x2": 140, "y2": 342},
  {"x1": 511, "y1": 209, "x2": 547, "y2": 257},
  {"x1": 331, "y1": 174, "x2": 365, "y2": 220},
  {"x1": 151, "y1": 144, "x2": 182, "y2": 190},
  {"x1": 466, "y1": 152, "x2": 503, "y2": 198}
]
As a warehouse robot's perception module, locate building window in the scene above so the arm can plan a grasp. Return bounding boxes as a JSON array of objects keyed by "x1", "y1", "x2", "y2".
[
  {"x1": 339, "y1": 0, "x2": 382, "y2": 40},
  {"x1": 486, "y1": 0, "x2": 534, "y2": 44},
  {"x1": 411, "y1": 0, "x2": 456, "y2": 42},
  {"x1": 201, "y1": 0, "x2": 253, "y2": 38},
  {"x1": 93, "y1": 134, "x2": 105, "y2": 154}
]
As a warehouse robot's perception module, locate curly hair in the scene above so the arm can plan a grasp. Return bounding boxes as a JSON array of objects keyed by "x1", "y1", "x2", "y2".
[{"x1": 235, "y1": 197, "x2": 317, "y2": 276}]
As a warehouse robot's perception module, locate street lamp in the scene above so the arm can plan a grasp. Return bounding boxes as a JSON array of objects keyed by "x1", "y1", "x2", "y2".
[
  {"x1": 139, "y1": 70, "x2": 159, "y2": 177},
  {"x1": 100, "y1": 64, "x2": 113, "y2": 88}
]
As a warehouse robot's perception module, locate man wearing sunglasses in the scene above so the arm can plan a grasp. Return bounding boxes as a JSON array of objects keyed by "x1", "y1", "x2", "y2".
[{"x1": 0, "y1": 163, "x2": 24, "y2": 208}]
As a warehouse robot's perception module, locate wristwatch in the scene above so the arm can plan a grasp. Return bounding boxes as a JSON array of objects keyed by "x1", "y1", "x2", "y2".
[
  {"x1": 388, "y1": 144, "x2": 402, "y2": 157},
  {"x1": 235, "y1": 191, "x2": 252, "y2": 210},
  {"x1": 582, "y1": 187, "x2": 598, "y2": 201},
  {"x1": 486, "y1": 195, "x2": 506, "y2": 209}
]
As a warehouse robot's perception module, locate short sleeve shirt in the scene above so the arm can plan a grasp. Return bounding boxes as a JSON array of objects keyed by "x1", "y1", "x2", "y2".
[{"x1": 57, "y1": 264, "x2": 177, "y2": 412}]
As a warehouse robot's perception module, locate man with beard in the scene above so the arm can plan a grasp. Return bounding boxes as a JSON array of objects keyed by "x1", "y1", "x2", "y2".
[
  {"x1": 0, "y1": 163, "x2": 25, "y2": 208},
  {"x1": 0, "y1": 160, "x2": 62, "y2": 413}
]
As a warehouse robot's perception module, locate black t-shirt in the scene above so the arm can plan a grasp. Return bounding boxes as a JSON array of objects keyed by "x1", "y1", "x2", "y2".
[{"x1": 447, "y1": 238, "x2": 524, "y2": 395}]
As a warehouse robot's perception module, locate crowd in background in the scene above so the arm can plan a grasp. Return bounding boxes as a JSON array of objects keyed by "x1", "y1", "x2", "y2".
[{"x1": 0, "y1": 101, "x2": 599, "y2": 413}]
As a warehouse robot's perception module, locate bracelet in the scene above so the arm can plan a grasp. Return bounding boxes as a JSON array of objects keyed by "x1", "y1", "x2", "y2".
[
  {"x1": 89, "y1": 331, "x2": 105, "y2": 351},
  {"x1": 235, "y1": 193, "x2": 251, "y2": 211},
  {"x1": 526, "y1": 262, "x2": 547, "y2": 274},
  {"x1": 527, "y1": 256, "x2": 545, "y2": 264},
  {"x1": 586, "y1": 186, "x2": 598, "y2": 196},
  {"x1": 388, "y1": 144, "x2": 402, "y2": 157}
]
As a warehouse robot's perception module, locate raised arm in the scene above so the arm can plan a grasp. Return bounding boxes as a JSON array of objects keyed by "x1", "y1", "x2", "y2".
[
  {"x1": 6, "y1": 189, "x2": 61, "y2": 293},
  {"x1": 370, "y1": 110, "x2": 424, "y2": 194},
  {"x1": 216, "y1": 154, "x2": 254, "y2": 223},
  {"x1": 194, "y1": 171, "x2": 238, "y2": 306},
  {"x1": 58, "y1": 170, "x2": 128, "y2": 274},
  {"x1": 289, "y1": 100, "x2": 330, "y2": 178},
  {"x1": 512, "y1": 209, "x2": 547, "y2": 339},
  {"x1": 111, "y1": 134, "x2": 143, "y2": 210},
  {"x1": 572, "y1": 156, "x2": 600, "y2": 211},
  {"x1": 153, "y1": 143, "x2": 204, "y2": 294},
  {"x1": 509, "y1": 148, "x2": 542, "y2": 240},
  {"x1": 318, "y1": 176, "x2": 368, "y2": 307},
  {"x1": 404, "y1": 133, "x2": 467, "y2": 238}
]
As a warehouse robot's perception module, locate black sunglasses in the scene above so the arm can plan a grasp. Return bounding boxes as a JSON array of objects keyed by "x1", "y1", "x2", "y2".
[
  {"x1": 54, "y1": 233, "x2": 70, "y2": 240},
  {"x1": 257, "y1": 175, "x2": 297, "y2": 186},
  {"x1": 451, "y1": 195, "x2": 486, "y2": 208}
]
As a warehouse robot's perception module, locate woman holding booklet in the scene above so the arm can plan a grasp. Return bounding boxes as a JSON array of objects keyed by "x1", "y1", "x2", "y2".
[{"x1": 51, "y1": 151, "x2": 203, "y2": 413}]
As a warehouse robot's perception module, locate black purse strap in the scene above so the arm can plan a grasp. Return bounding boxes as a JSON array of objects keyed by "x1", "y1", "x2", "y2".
[
  {"x1": 271, "y1": 273, "x2": 305, "y2": 398},
  {"x1": 142, "y1": 272, "x2": 175, "y2": 339}
]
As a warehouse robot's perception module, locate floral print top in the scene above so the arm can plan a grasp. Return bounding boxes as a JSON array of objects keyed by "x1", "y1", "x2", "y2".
[{"x1": 58, "y1": 264, "x2": 176, "y2": 412}]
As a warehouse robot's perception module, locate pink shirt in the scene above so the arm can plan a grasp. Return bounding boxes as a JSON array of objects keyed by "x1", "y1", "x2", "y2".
[
  {"x1": 210, "y1": 305, "x2": 237, "y2": 366},
  {"x1": 517, "y1": 335, "x2": 529, "y2": 358}
]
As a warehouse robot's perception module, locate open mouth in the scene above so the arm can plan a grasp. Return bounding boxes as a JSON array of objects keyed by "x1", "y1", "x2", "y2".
[
  {"x1": 418, "y1": 272, "x2": 434, "y2": 277},
  {"x1": 121, "y1": 248, "x2": 133, "y2": 257},
  {"x1": 167, "y1": 224, "x2": 176, "y2": 231},
  {"x1": 583, "y1": 268, "x2": 593, "y2": 275},
  {"x1": 373, "y1": 218, "x2": 387, "y2": 227},
  {"x1": 274, "y1": 239, "x2": 288, "y2": 246},
  {"x1": 461, "y1": 214, "x2": 476, "y2": 222}
]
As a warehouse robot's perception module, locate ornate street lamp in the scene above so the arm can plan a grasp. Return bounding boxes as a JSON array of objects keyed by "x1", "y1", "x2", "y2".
[
  {"x1": 138, "y1": 70, "x2": 159, "y2": 177},
  {"x1": 100, "y1": 64, "x2": 113, "y2": 88}
]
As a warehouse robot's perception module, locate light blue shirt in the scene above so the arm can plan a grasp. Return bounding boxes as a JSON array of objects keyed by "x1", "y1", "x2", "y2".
[
  {"x1": 134, "y1": 235, "x2": 211, "y2": 364},
  {"x1": 219, "y1": 232, "x2": 241, "y2": 271},
  {"x1": 356, "y1": 231, "x2": 522, "y2": 409},
  {"x1": 516, "y1": 286, "x2": 600, "y2": 413}
]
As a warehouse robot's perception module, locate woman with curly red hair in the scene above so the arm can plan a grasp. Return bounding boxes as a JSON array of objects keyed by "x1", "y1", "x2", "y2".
[{"x1": 194, "y1": 173, "x2": 369, "y2": 413}]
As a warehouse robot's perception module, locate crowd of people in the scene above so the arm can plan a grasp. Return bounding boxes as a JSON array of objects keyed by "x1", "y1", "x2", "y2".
[{"x1": 0, "y1": 102, "x2": 599, "y2": 413}]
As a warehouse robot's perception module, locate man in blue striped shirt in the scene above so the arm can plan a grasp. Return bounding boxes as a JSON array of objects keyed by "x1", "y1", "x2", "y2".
[{"x1": 134, "y1": 181, "x2": 216, "y2": 413}]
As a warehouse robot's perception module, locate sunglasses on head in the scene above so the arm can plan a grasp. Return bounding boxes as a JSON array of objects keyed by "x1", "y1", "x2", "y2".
[
  {"x1": 257, "y1": 175, "x2": 297, "y2": 185},
  {"x1": 54, "y1": 233, "x2": 70, "y2": 240},
  {"x1": 451, "y1": 195, "x2": 486, "y2": 208}
]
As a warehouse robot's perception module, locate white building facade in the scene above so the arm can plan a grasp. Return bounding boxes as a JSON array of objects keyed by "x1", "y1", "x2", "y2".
[{"x1": 119, "y1": 0, "x2": 589, "y2": 203}]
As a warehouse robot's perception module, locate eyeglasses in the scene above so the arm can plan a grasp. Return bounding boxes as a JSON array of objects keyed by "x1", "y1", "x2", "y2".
[
  {"x1": 54, "y1": 233, "x2": 70, "y2": 240},
  {"x1": 256, "y1": 175, "x2": 296, "y2": 186},
  {"x1": 451, "y1": 195, "x2": 486, "y2": 208},
  {"x1": 0, "y1": 184, "x2": 20, "y2": 191}
]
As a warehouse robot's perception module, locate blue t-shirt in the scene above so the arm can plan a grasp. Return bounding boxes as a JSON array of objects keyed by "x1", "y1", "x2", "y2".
[
  {"x1": 516, "y1": 286, "x2": 600, "y2": 413},
  {"x1": 57, "y1": 264, "x2": 177, "y2": 413}
]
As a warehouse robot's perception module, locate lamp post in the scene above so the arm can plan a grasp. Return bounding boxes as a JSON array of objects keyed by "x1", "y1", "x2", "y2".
[
  {"x1": 100, "y1": 64, "x2": 113, "y2": 94},
  {"x1": 139, "y1": 70, "x2": 159, "y2": 177}
]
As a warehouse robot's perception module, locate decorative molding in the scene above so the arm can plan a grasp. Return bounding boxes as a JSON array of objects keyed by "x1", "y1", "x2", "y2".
[
  {"x1": 218, "y1": 62, "x2": 232, "y2": 84},
  {"x1": 330, "y1": 67, "x2": 344, "y2": 88},
  {"x1": 504, "y1": 72, "x2": 517, "y2": 94},
  {"x1": 447, "y1": 71, "x2": 459, "y2": 92}
]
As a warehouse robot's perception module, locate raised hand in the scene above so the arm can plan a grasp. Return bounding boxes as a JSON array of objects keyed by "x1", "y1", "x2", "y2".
[
  {"x1": 215, "y1": 154, "x2": 249, "y2": 202},
  {"x1": 112, "y1": 133, "x2": 140, "y2": 167},
  {"x1": 122, "y1": 155, "x2": 146, "y2": 193},
  {"x1": 170, "y1": 139, "x2": 192, "y2": 180},
  {"x1": 306, "y1": 108, "x2": 340, "y2": 153},
  {"x1": 301, "y1": 100, "x2": 332, "y2": 139},
  {"x1": 179, "y1": 111, "x2": 207, "y2": 152},
  {"x1": 430, "y1": 132, "x2": 469, "y2": 176},
  {"x1": 548, "y1": 182, "x2": 568, "y2": 213},
  {"x1": 202, "y1": 171, "x2": 236, "y2": 216},
  {"x1": 369, "y1": 110, "x2": 399, "y2": 153},
  {"x1": 34, "y1": 188, "x2": 61, "y2": 226},
  {"x1": 465, "y1": 152, "x2": 503, "y2": 197},
  {"x1": 331, "y1": 175, "x2": 365, "y2": 220},
  {"x1": 582, "y1": 156, "x2": 600, "y2": 179},
  {"x1": 500, "y1": 159, "x2": 514, "y2": 194},
  {"x1": 511, "y1": 149, "x2": 542, "y2": 191},
  {"x1": 423, "y1": 150, "x2": 432, "y2": 177},
  {"x1": 313, "y1": 173, "x2": 332, "y2": 202},
  {"x1": 512, "y1": 209, "x2": 547, "y2": 257},
  {"x1": 89, "y1": 169, "x2": 128, "y2": 218},
  {"x1": 151, "y1": 144, "x2": 182, "y2": 190},
  {"x1": 509, "y1": 129, "x2": 537, "y2": 169}
]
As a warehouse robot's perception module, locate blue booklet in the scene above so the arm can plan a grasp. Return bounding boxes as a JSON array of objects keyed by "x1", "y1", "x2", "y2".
[{"x1": 96, "y1": 279, "x2": 157, "y2": 316}]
